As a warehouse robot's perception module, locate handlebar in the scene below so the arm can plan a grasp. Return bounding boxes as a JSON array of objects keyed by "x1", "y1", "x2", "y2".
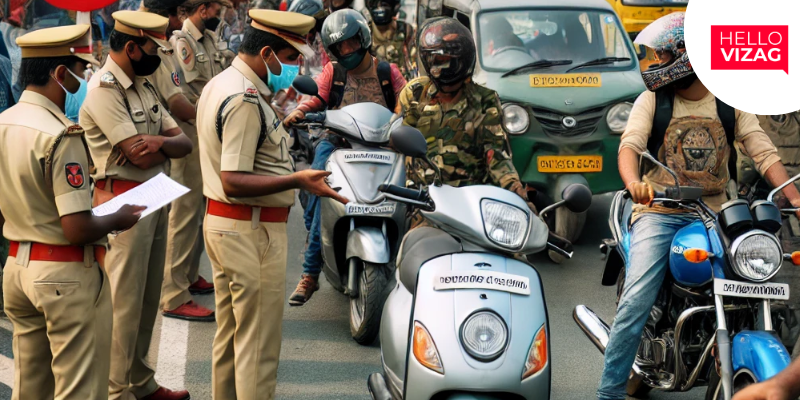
[
  {"x1": 378, "y1": 184, "x2": 428, "y2": 202},
  {"x1": 546, "y1": 232, "x2": 574, "y2": 259}
]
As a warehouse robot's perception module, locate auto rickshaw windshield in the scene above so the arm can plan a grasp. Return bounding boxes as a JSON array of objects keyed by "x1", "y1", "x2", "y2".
[{"x1": 478, "y1": 9, "x2": 634, "y2": 73}]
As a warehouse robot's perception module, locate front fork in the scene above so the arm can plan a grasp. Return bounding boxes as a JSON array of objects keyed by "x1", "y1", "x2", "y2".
[
  {"x1": 715, "y1": 295, "x2": 775, "y2": 400},
  {"x1": 345, "y1": 218, "x2": 389, "y2": 298}
]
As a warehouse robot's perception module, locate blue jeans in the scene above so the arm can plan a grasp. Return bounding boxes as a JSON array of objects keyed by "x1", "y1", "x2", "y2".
[
  {"x1": 597, "y1": 212, "x2": 698, "y2": 400},
  {"x1": 302, "y1": 139, "x2": 337, "y2": 277}
]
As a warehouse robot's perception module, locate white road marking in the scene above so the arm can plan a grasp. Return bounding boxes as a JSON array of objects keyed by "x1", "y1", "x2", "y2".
[{"x1": 154, "y1": 317, "x2": 189, "y2": 390}]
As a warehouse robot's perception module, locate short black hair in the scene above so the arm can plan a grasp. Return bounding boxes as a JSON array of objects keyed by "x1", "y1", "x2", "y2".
[
  {"x1": 185, "y1": 1, "x2": 211, "y2": 15},
  {"x1": 109, "y1": 30, "x2": 149, "y2": 52},
  {"x1": 17, "y1": 56, "x2": 81, "y2": 89},
  {"x1": 238, "y1": 26, "x2": 293, "y2": 56}
]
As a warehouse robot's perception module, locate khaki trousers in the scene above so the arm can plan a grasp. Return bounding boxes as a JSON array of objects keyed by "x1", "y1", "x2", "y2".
[
  {"x1": 107, "y1": 209, "x2": 168, "y2": 399},
  {"x1": 161, "y1": 121, "x2": 205, "y2": 311},
  {"x1": 204, "y1": 213, "x2": 288, "y2": 400},
  {"x1": 3, "y1": 252, "x2": 112, "y2": 400}
]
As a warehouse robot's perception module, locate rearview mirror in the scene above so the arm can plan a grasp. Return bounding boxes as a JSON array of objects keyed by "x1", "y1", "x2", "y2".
[
  {"x1": 562, "y1": 184, "x2": 592, "y2": 214},
  {"x1": 390, "y1": 125, "x2": 427, "y2": 158},
  {"x1": 292, "y1": 75, "x2": 319, "y2": 97}
]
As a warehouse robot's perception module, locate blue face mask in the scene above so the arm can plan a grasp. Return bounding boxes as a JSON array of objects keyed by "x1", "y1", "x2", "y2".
[
  {"x1": 65, "y1": 70, "x2": 87, "y2": 123},
  {"x1": 263, "y1": 56, "x2": 300, "y2": 93}
]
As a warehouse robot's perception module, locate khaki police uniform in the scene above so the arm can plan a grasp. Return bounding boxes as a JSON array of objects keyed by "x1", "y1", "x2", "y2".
[
  {"x1": 1, "y1": 25, "x2": 112, "y2": 400},
  {"x1": 173, "y1": 6, "x2": 231, "y2": 105},
  {"x1": 78, "y1": 11, "x2": 179, "y2": 400},
  {"x1": 196, "y1": 9, "x2": 313, "y2": 399}
]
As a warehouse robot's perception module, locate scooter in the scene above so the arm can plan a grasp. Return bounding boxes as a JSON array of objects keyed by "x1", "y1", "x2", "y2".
[
  {"x1": 366, "y1": 126, "x2": 592, "y2": 399},
  {"x1": 574, "y1": 152, "x2": 799, "y2": 400},
  {"x1": 293, "y1": 76, "x2": 410, "y2": 345}
]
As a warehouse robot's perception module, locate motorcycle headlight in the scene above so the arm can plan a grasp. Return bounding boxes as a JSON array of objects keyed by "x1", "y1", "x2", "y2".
[
  {"x1": 502, "y1": 104, "x2": 530, "y2": 135},
  {"x1": 730, "y1": 231, "x2": 783, "y2": 282},
  {"x1": 481, "y1": 199, "x2": 530, "y2": 250},
  {"x1": 606, "y1": 102, "x2": 633, "y2": 134},
  {"x1": 460, "y1": 311, "x2": 508, "y2": 361}
]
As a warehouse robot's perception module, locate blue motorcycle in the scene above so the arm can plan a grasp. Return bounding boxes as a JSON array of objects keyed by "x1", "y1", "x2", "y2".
[{"x1": 574, "y1": 152, "x2": 800, "y2": 400}]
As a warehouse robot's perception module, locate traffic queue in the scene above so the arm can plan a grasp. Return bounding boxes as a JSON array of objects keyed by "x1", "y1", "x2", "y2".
[{"x1": 0, "y1": 0, "x2": 799, "y2": 400}]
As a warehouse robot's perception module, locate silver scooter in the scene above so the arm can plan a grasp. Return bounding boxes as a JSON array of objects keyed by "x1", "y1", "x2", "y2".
[
  {"x1": 294, "y1": 76, "x2": 410, "y2": 345},
  {"x1": 366, "y1": 127, "x2": 593, "y2": 399}
]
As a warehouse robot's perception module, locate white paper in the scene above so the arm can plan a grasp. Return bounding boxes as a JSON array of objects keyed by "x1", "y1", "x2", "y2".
[{"x1": 92, "y1": 173, "x2": 190, "y2": 220}]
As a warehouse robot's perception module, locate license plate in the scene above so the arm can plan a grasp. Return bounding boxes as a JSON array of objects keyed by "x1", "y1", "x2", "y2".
[
  {"x1": 713, "y1": 278, "x2": 790, "y2": 301},
  {"x1": 433, "y1": 271, "x2": 530, "y2": 296},
  {"x1": 529, "y1": 73, "x2": 602, "y2": 88},
  {"x1": 345, "y1": 202, "x2": 396, "y2": 215},
  {"x1": 537, "y1": 155, "x2": 603, "y2": 173},
  {"x1": 342, "y1": 152, "x2": 394, "y2": 164}
]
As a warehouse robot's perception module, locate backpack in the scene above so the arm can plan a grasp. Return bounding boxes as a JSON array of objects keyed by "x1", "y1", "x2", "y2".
[
  {"x1": 328, "y1": 60, "x2": 396, "y2": 111},
  {"x1": 648, "y1": 87, "x2": 739, "y2": 181}
]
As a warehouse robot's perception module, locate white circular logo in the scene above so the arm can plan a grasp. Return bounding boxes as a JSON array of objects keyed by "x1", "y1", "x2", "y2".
[
  {"x1": 562, "y1": 116, "x2": 577, "y2": 128},
  {"x1": 685, "y1": 0, "x2": 800, "y2": 114}
]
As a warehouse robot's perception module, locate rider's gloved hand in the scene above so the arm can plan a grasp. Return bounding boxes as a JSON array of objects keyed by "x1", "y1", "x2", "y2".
[{"x1": 627, "y1": 181, "x2": 654, "y2": 206}]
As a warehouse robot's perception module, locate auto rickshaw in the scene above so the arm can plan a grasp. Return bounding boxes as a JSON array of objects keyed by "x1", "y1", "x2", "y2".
[
  {"x1": 413, "y1": 0, "x2": 646, "y2": 261},
  {"x1": 605, "y1": 0, "x2": 687, "y2": 70}
]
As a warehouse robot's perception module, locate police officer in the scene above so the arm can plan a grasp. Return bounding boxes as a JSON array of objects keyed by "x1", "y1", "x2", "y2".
[
  {"x1": 399, "y1": 18, "x2": 530, "y2": 209},
  {"x1": 0, "y1": 24, "x2": 143, "y2": 400},
  {"x1": 364, "y1": 0, "x2": 409, "y2": 78},
  {"x1": 174, "y1": 0, "x2": 232, "y2": 104},
  {"x1": 79, "y1": 10, "x2": 194, "y2": 400},
  {"x1": 141, "y1": 0, "x2": 218, "y2": 321},
  {"x1": 196, "y1": 9, "x2": 347, "y2": 398}
]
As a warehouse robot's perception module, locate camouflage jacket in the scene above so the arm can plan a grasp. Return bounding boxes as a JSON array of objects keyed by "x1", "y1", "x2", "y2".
[
  {"x1": 758, "y1": 113, "x2": 800, "y2": 174},
  {"x1": 371, "y1": 21, "x2": 409, "y2": 79},
  {"x1": 399, "y1": 77, "x2": 523, "y2": 192}
]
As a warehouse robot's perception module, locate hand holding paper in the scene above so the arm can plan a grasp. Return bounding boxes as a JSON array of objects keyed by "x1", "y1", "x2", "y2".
[{"x1": 92, "y1": 173, "x2": 191, "y2": 220}]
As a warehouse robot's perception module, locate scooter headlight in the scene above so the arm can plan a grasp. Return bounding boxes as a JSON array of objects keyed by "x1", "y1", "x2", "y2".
[
  {"x1": 481, "y1": 199, "x2": 530, "y2": 250},
  {"x1": 730, "y1": 231, "x2": 783, "y2": 282},
  {"x1": 413, "y1": 321, "x2": 443, "y2": 374},
  {"x1": 460, "y1": 311, "x2": 508, "y2": 361},
  {"x1": 606, "y1": 102, "x2": 633, "y2": 134},
  {"x1": 502, "y1": 103, "x2": 529, "y2": 135},
  {"x1": 522, "y1": 324, "x2": 548, "y2": 380}
]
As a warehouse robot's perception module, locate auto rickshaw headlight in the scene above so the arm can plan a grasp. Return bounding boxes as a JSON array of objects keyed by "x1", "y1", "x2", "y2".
[
  {"x1": 502, "y1": 103, "x2": 529, "y2": 135},
  {"x1": 606, "y1": 102, "x2": 633, "y2": 134}
]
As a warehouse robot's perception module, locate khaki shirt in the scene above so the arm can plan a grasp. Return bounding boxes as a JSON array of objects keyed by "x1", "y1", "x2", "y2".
[
  {"x1": 197, "y1": 57, "x2": 294, "y2": 207},
  {"x1": 173, "y1": 19, "x2": 227, "y2": 104},
  {"x1": 621, "y1": 90, "x2": 780, "y2": 212},
  {"x1": 80, "y1": 56, "x2": 178, "y2": 183},
  {"x1": 150, "y1": 51, "x2": 185, "y2": 108},
  {"x1": 0, "y1": 91, "x2": 92, "y2": 245}
]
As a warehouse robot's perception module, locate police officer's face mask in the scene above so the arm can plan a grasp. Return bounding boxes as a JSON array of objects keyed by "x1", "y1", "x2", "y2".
[
  {"x1": 128, "y1": 43, "x2": 162, "y2": 76},
  {"x1": 262, "y1": 49, "x2": 300, "y2": 93},
  {"x1": 51, "y1": 66, "x2": 81, "y2": 95}
]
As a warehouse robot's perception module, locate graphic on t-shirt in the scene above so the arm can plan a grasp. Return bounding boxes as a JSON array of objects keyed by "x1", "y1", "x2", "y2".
[{"x1": 661, "y1": 116, "x2": 730, "y2": 195}]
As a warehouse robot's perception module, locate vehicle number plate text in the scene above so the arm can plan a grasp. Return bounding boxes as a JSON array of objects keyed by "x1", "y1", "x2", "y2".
[
  {"x1": 714, "y1": 278, "x2": 790, "y2": 300},
  {"x1": 433, "y1": 271, "x2": 531, "y2": 295},
  {"x1": 537, "y1": 155, "x2": 603, "y2": 173},
  {"x1": 529, "y1": 73, "x2": 602, "y2": 88},
  {"x1": 342, "y1": 152, "x2": 394, "y2": 164},
  {"x1": 345, "y1": 203, "x2": 396, "y2": 215}
]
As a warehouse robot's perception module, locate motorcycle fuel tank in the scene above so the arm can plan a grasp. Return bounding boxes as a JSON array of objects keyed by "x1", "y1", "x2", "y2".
[
  {"x1": 382, "y1": 252, "x2": 550, "y2": 399},
  {"x1": 669, "y1": 220, "x2": 714, "y2": 287}
]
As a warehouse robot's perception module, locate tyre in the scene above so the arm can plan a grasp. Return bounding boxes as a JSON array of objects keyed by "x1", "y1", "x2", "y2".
[
  {"x1": 350, "y1": 261, "x2": 391, "y2": 345},
  {"x1": 548, "y1": 207, "x2": 587, "y2": 264},
  {"x1": 706, "y1": 368, "x2": 756, "y2": 400}
]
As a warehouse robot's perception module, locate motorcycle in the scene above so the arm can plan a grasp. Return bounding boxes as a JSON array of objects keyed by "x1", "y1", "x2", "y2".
[
  {"x1": 574, "y1": 152, "x2": 800, "y2": 400},
  {"x1": 367, "y1": 125, "x2": 593, "y2": 399},
  {"x1": 293, "y1": 76, "x2": 410, "y2": 345}
]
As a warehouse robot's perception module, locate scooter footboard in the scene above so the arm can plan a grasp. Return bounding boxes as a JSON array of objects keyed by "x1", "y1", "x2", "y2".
[
  {"x1": 731, "y1": 331, "x2": 791, "y2": 382},
  {"x1": 346, "y1": 226, "x2": 390, "y2": 264}
]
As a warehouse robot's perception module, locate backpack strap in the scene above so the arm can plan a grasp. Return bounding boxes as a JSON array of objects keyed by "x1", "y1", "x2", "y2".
[
  {"x1": 716, "y1": 97, "x2": 738, "y2": 182},
  {"x1": 377, "y1": 60, "x2": 396, "y2": 112},
  {"x1": 329, "y1": 62, "x2": 347, "y2": 109},
  {"x1": 648, "y1": 87, "x2": 674, "y2": 157}
]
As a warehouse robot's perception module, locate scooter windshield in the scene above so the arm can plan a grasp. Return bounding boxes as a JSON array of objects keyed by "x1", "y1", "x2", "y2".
[{"x1": 326, "y1": 103, "x2": 396, "y2": 145}]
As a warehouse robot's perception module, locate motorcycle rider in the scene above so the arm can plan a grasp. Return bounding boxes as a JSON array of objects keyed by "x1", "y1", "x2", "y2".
[
  {"x1": 597, "y1": 12, "x2": 800, "y2": 400},
  {"x1": 282, "y1": 8, "x2": 406, "y2": 306},
  {"x1": 398, "y1": 17, "x2": 533, "y2": 222},
  {"x1": 364, "y1": 0, "x2": 409, "y2": 78}
]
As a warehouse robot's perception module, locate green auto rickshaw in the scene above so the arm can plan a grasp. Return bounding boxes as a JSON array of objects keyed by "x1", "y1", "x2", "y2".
[{"x1": 414, "y1": 0, "x2": 646, "y2": 259}]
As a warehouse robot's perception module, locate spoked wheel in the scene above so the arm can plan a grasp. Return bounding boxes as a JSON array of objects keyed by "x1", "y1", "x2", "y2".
[
  {"x1": 548, "y1": 207, "x2": 587, "y2": 264},
  {"x1": 706, "y1": 368, "x2": 755, "y2": 400},
  {"x1": 349, "y1": 261, "x2": 391, "y2": 345}
]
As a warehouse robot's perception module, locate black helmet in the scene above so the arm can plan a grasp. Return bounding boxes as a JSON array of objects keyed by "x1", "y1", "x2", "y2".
[
  {"x1": 322, "y1": 9, "x2": 371, "y2": 70},
  {"x1": 366, "y1": 0, "x2": 398, "y2": 26},
  {"x1": 418, "y1": 17, "x2": 475, "y2": 88},
  {"x1": 289, "y1": 0, "x2": 325, "y2": 18},
  {"x1": 328, "y1": 0, "x2": 354, "y2": 12}
]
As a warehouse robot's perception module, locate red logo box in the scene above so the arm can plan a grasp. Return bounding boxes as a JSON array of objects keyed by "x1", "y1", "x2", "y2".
[{"x1": 710, "y1": 25, "x2": 789, "y2": 74}]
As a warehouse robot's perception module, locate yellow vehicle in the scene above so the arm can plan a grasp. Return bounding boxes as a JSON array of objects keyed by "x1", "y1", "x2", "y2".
[{"x1": 605, "y1": 0, "x2": 687, "y2": 69}]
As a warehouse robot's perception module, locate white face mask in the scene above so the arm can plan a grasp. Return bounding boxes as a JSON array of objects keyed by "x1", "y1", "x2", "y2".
[{"x1": 51, "y1": 67, "x2": 83, "y2": 95}]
